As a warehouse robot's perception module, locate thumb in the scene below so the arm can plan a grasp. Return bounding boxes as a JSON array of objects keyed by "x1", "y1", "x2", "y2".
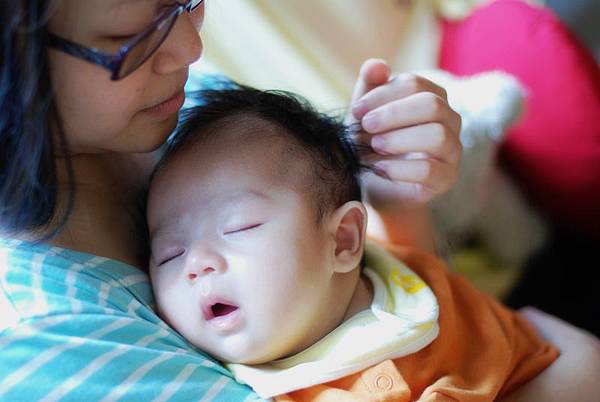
[{"x1": 349, "y1": 59, "x2": 391, "y2": 118}]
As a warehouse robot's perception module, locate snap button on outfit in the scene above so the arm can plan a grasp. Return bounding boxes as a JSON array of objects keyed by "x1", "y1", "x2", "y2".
[{"x1": 375, "y1": 373, "x2": 394, "y2": 391}]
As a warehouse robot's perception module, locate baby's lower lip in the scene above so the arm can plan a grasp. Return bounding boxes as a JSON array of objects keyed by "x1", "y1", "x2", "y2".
[{"x1": 206, "y1": 307, "x2": 244, "y2": 333}]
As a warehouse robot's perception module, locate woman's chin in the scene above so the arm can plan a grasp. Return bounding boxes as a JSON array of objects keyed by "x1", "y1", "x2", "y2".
[{"x1": 133, "y1": 126, "x2": 177, "y2": 154}]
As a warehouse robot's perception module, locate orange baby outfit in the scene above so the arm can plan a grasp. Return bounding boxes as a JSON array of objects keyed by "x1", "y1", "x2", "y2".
[{"x1": 276, "y1": 241, "x2": 558, "y2": 402}]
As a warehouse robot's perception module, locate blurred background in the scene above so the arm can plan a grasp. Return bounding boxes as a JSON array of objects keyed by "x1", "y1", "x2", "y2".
[
  {"x1": 189, "y1": 0, "x2": 600, "y2": 335},
  {"x1": 547, "y1": 0, "x2": 600, "y2": 61}
]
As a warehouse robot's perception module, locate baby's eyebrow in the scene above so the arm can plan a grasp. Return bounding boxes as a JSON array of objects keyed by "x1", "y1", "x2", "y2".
[
  {"x1": 219, "y1": 190, "x2": 270, "y2": 205},
  {"x1": 148, "y1": 220, "x2": 181, "y2": 243},
  {"x1": 148, "y1": 190, "x2": 270, "y2": 240},
  {"x1": 149, "y1": 226, "x2": 169, "y2": 243}
]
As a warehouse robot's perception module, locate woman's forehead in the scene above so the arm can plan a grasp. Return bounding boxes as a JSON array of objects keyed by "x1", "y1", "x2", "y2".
[{"x1": 50, "y1": 0, "x2": 158, "y2": 33}]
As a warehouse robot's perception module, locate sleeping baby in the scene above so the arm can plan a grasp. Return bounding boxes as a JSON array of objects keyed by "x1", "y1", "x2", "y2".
[{"x1": 145, "y1": 83, "x2": 558, "y2": 401}]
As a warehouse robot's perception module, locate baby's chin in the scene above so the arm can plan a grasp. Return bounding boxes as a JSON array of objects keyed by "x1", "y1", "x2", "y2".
[
  {"x1": 218, "y1": 348, "x2": 286, "y2": 366},
  {"x1": 211, "y1": 337, "x2": 298, "y2": 366},
  {"x1": 206, "y1": 319, "x2": 335, "y2": 365}
]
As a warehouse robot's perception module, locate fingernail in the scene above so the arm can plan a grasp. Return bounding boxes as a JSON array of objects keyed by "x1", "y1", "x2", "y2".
[
  {"x1": 352, "y1": 99, "x2": 368, "y2": 117},
  {"x1": 371, "y1": 136, "x2": 387, "y2": 153},
  {"x1": 362, "y1": 113, "x2": 379, "y2": 132},
  {"x1": 372, "y1": 162, "x2": 390, "y2": 180}
]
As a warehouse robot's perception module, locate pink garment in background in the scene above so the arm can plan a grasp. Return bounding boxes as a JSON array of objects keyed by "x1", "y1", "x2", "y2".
[{"x1": 440, "y1": 0, "x2": 600, "y2": 240}]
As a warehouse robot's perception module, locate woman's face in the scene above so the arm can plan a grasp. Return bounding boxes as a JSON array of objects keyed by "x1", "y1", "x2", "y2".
[{"x1": 48, "y1": 0, "x2": 204, "y2": 155}]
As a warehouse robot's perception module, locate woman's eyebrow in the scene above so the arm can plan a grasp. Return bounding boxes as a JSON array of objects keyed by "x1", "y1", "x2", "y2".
[{"x1": 109, "y1": 0, "x2": 152, "y2": 11}]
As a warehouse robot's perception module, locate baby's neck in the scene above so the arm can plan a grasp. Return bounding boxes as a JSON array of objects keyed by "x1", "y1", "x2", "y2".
[{"x1": 342, "y1": 273, "x2": 374, "y2": 321}]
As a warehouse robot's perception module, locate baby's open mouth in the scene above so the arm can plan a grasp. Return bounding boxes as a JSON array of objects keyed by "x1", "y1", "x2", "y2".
[
  {"x1": 202, "y1": 300, "x2": 240, "y2": 321},
  {"x1": 211, "y1": 303, "x2": 238, "y2": 318},
  {"x1": 201, "y1": 299, "x2": 243, "y2": 332}
]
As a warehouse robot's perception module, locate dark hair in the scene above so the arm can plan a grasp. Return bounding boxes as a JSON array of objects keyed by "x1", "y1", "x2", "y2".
[
  {"x1": 0, "y1": 0, "x2": 73, "y2": 239},
  {"x1": 155, "y1": 81, "x2": 367, "y2": 223}
]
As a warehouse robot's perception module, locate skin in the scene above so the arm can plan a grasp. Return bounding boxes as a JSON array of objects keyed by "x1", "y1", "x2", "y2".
[
  {"x1": 28, "y1": 0, "x2": 598, "y2": 398},
  {"x1": 48, "y1": 0, "x2": 204, "y2": 155},
  {"x1": 501, "y1": 308, "x2": 600, "y2": 402},
  {"x1": 148, "y1": 118, "x2": 372, "y2": 364},
  {"x1": 349, "y1": 63, "x2": 461, "y2": 251},
  {"x1": 47, "y1": 0, "x2": 204, "y2": 266},
  {"x1": 45, "y1": 0, "x2": 463, "y2": 267}
]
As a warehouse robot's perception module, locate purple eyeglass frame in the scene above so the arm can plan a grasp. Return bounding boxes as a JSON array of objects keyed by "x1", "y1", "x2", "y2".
[{"x1": 47, "y1": 0, "x2": 204, "y2": 81}]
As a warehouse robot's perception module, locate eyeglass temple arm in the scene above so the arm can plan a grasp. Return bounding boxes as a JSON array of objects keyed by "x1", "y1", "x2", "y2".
[
  {"x1": 186, "y1": 0, "x2": 204, "y2": 11},
  {"x1": 47, "y1": 34, "x2": 117, "y2": 71}
]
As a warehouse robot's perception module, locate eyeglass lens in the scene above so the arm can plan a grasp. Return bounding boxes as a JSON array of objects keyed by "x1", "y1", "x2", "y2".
[{"x1": 116, "y1": 8, "x2": 180, "y2": 79}]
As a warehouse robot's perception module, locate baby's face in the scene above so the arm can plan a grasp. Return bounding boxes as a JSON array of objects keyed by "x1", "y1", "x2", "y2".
[{"x1": 147, "y1": 120, "x2": 343, "y2": 364}]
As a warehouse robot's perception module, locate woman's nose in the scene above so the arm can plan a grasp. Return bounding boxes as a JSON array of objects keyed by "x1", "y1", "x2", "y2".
[
  {"x1": 152, "y1": 9, "x2": 204, "y2": 75},
  {"x1": 185, "y1": 245, "x2": 226, "y2": 282}
]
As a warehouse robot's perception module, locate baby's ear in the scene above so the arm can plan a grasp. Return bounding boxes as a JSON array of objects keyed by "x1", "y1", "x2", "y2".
[{"x1": 329, "y1": 201, "x2": 367, "y2": 274}]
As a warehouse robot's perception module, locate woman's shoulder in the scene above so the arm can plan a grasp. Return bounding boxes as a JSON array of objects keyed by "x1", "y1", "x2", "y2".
[
  {"x1": 0, "y1": 239, "x2": 261, "y2": 401},
  {"x1": 0, "y1": 239, "x2": 155, "y2": 323}
]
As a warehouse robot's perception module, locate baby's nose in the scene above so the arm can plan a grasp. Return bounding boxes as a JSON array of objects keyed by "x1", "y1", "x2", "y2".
[
  {"x1": 188, "y1": 266, "x2": 216, "y2": 281},
  {"x1": 185, "y1": 246, "x2": 226, "y2": 282}
]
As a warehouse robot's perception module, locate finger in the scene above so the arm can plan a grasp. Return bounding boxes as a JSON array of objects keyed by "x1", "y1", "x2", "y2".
[
  {"x1": 361, "y1": 91, "x2": 461, "y2": 135},
  {"x1": 370, "y1": 123, "x2": 462, "y2": 163},
  {"x1": 350, "y1": 59, "x2": 391, "y2": 103},
  {"x1": 367, "y1": 158, "x2": 457, "y2": 194},
  {"x1": 348, "y1": 59, "x2": 391, "y2": 123},
  {"x1": 353, "y1": 73, "x2": 449, "y2": 120}
]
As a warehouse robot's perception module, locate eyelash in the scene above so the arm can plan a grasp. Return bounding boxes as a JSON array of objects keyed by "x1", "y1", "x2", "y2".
[
  {"x1": 157, "y1": 249, "x2": 185, "y2": 267},
  {"x1": 156, "y1": 224, "x2": 263, "y2": 265},
  {"x1": 223, "y1": 223, "x2": 263, "y2": 236},
  {"x1": 109, "y1": 34, "x2": 136, "y2": 42}
]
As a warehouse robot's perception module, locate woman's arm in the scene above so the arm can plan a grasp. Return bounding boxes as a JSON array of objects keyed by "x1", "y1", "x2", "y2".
[
  {"x1": 365, "y1": 203, "x2": 438, "y2": 254},
  {"x1": 499, "y1": 308, "x2": 600, "y2": 402}
]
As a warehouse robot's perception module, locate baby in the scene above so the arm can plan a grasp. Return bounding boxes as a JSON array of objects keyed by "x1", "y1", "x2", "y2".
[{"x1": 145, "y1": 84, "x2": 558, "y2": 401}]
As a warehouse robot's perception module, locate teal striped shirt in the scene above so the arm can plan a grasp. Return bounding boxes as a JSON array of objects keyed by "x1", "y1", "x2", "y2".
[{"x1": 0, "y1": 239, "x2": 263, "y2": 402}]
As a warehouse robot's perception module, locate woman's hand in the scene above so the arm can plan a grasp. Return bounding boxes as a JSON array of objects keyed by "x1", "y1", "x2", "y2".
[
  {"x1": 499, "y1": 308, "x2": 600, "y2": 402},
  {"x1": 348, "y1": 59, "x2": 462, "y2": 213}
]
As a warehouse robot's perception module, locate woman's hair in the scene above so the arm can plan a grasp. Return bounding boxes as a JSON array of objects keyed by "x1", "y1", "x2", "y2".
[{"x1": 0, "y1": 0, "x2": 73, "y2": 239}]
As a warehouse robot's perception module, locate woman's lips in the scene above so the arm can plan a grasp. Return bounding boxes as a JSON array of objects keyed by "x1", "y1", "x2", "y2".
[{"x1": 142, "y1": 90, "x2": 185, "y2": 118}]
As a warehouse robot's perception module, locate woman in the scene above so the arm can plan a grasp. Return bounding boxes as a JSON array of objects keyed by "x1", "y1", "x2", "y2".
[{"x1": 0, "y1": 1, "x2": 597, "y2": 401}]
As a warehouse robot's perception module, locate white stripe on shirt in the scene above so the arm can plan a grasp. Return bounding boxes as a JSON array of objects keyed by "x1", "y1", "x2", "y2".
[
  {"x1": 199, "y1": 376, "x2": 230, "y2": 402},
  {"x1": 0, "y1": 318, "x2": 131, "y2": 398},
  {"x1": 39, "y1": 328, "x2": 170, "y2": 402},
  {"x1": 151, "y1": 364, "x2": 198, "y2": 402},
  {"x1": 99, "y1": 275, "x2": 149, "y2": 314},
  {"x1": 99, "y1": 353, "x2": 173, "y2": 402}
]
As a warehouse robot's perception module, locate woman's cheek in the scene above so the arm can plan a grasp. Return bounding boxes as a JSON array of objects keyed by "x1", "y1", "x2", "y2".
[{"x1": 49, "y1": 52, "x2": 144, "y2": 148}]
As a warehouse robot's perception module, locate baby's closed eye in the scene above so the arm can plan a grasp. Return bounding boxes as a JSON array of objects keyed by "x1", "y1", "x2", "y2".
[
  {"x1": 155, "y1": 248, "x2": 186, "y2": 266},
  {"x1": 223, "y1": 223, "x2": 263, "y2": 236}
]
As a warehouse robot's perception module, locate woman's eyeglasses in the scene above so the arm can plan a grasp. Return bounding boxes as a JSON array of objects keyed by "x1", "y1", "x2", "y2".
[{"x1": 47, "y1": 0, "x2": 204, "y2": 81}]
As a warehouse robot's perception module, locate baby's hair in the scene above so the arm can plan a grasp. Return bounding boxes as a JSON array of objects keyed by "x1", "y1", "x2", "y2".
[{"x1": 155, "y1": 80, "x2": 369, "y2": 224}]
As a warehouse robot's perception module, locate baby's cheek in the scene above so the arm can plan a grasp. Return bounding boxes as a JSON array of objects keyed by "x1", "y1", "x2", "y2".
[
  {"x1": 272, "y1": 281, "x2": 313, "y2": 318},
  {"x1": 155, "y1": 278, "x2": 187, "y2": 319}
]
